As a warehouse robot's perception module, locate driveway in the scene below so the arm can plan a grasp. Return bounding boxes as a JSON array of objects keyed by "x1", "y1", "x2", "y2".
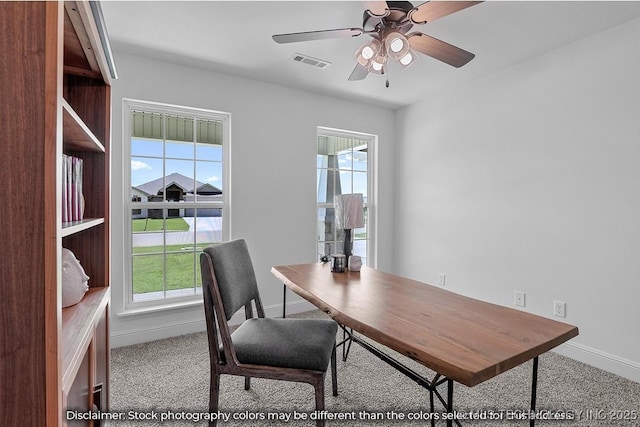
[{"x1": 132, "y1": 217, "x2": 222, "y2": 247}]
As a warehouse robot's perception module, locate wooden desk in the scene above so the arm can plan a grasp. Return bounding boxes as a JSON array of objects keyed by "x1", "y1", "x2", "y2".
[{"x1": 272, "y1": 263, "x2": 579, "y2": 426}]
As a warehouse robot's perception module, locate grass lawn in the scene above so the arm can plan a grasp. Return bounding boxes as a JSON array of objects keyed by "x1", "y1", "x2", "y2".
[
  {"x1": 132, "y1": 243, "x2": 211, "y2": 294},
  {"x1": 131, "y1": 218, "x2": 216, "y2": 294},
  {"x1": 133, "y1": 252, "x2": 201, "y2": 294},
  {"x1": 132, "y1": 217, "x2": 189, "y2": 232}
]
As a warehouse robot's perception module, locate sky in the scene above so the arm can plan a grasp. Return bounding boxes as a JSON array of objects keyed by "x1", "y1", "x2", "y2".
[{"x1": 131, "y1": 138, "x2": 223, "y2": 189}]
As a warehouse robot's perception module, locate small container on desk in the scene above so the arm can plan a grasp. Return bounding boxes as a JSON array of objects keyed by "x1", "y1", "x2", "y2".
[{"x1": 331, "y1": 254, "x2": 347, "y2": 273}]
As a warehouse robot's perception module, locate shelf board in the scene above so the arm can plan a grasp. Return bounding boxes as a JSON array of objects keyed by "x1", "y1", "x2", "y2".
[
  {"x1": 61, "y1": 218, "x2": 104, "y2": 237},
  {"x1": 62, "y1": 98, "x2": 105, "y2": 152},
  {"x1": 61, "y1": 287, "x2": 110, "y2": 394}
]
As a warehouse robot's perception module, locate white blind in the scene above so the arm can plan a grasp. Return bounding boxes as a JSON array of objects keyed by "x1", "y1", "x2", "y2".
[
  {"x1": 317, "y1": 134, "x2": 367, "y2": 156},
  {"x1": 132, "y1": 111, "x2": 223, "y2": 144}
]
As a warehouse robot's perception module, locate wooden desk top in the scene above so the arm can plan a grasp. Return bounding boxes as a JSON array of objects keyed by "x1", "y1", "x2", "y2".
[{"x1": 271, "y1": 263, "x2": 578, "y2": 387}]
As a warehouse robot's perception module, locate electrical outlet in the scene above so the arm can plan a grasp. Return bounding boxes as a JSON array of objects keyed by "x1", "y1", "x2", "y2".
[
  {"x1": 438, "y1": 274, "x2": 446, "y2": 286},
  {"x1": 554, "y1": 300, "x2": 566, "y2": 318},
  {"x1": 514, "y1": 291, "x2": 526, "y2": 307}
]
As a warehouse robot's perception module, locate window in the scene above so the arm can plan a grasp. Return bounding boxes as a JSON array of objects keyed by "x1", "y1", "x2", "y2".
[
  {"x1": 124, "y1": 99, "x2": 230, "y2": 307},
  {"x1": 317, "y1": 127, "x2": 376, "y2": 266}
]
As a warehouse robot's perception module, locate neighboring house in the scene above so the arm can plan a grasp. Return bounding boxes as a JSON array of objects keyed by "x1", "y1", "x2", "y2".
[
  {"x1": 131, "y1": 187, "x2": 152, "y2": 219},
  {"x1": 132, "y1": 172, "x2": 222, "y2": 219}
]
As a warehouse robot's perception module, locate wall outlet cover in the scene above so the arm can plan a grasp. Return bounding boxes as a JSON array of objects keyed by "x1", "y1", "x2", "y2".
[
  {"x1": 554, "y1": 300, "x2": 566, "y2": 318},
  {"x1": 515, "y1": 291, "x2": 526, "y2": 307}
]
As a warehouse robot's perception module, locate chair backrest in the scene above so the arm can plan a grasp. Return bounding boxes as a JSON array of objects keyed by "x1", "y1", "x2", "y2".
[
  {"x1": 200, "y1": 239, "x2": 264, "y2": 366},
  {"x1": 203, "y1": 239, "x2": 260, "y2": 321}
]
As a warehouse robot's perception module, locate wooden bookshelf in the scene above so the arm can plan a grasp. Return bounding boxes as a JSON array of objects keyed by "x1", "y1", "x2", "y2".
[
  {"x1": 61, "y1": 288, "x2": 110, "y2": 393},
  {"x1": 61, "y1": 218, "x2": 105, "y2": 237},
  {"x1": 0, "y1": 2, "x2": 116, "y2": 425},
  {"x1": 62, "y1": 99, "x2": 106, "y2": 153}
]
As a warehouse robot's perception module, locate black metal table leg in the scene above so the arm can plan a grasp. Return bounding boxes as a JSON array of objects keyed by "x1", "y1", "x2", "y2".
[
  {"x1": 336, "y1": 325, "x2": 354, "y2": 361},
  {"x1": 447, "y1": 379, "x2": 454, "y2": 427},
  {"x1": 282, "y1": 284, "x2": 286, "y2": 318},
  {"x1": 530, "y1": 356, "x2": 539, "y2": 427},
  {"x1": 430, "y1": 388, "x2": 435, "y2": 427},
  {"x1": 342, "y1": 326, "x2": 347, "y2": 360},
  {"x1": 311, "y1": 323, "x2": 540, "y2": 427}
]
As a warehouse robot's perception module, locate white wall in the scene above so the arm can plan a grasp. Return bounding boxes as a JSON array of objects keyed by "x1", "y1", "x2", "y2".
[
  {"x1": 110, "y1": 17, "x2": 640, "y2": 382},
  {"x1": 394, "y1": 17, "x2": 640, "y2": 381},
  {"x1": 110, "y1": 51, "x2": 395, "y2": 347}
]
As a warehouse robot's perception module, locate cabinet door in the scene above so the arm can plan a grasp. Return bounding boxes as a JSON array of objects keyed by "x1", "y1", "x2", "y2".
[{"x1": 65, "y1": 347, "x2": 92, "y2": 426}]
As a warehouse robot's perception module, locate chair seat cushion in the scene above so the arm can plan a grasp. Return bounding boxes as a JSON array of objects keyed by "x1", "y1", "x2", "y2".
[{"x1": 229, "y1": 318, "x2": 338, "y2": 372}]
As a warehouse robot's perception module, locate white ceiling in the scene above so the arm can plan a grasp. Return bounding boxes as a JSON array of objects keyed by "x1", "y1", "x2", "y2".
[{"x1": 101, "y1": 1, "x2": 640, "y2": 110}]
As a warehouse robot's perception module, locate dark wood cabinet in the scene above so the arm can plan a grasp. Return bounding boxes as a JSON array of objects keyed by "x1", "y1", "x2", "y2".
[{"x1": 0, "y1": 2, "x2": 116, "y2": 425}]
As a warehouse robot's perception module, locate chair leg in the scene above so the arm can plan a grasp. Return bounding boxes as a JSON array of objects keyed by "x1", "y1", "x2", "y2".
[
  {"x1": 209, "y1": 373, "x2": 220, "y2": 427},
  {"x1": 244, "y1": 376, "x2": 251, "y2": 390},
  {"x1": 314, "y1": 380, "x2": 325, "y2": 427},
  {"x1": 331, "y1": 344, "x2": 338, "y2": 396}
]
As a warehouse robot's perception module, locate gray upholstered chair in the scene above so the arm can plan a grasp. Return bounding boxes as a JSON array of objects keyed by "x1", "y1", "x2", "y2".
[{"x1": 200, "y1": 239, "x2": 338, "y2": 427}]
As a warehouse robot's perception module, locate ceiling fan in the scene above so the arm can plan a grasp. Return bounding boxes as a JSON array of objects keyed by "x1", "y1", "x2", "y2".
[{"x1": 272, "y1": 1, "x2": 482, "y2": 84}]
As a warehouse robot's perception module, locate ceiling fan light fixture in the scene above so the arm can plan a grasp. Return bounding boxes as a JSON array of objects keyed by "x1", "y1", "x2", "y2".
[
  {"x1": 399, "y1": 49, "x2": 417, "y2": 68},
  {"x1": 362, "y1": 45, "x2": 375, "y2": 59},
  {"x1": 355, "y1": 39, "x2": 382, "y2": 67},
  {"x1": 369, "y1": 53, "x2": 386, "y2": 75},
  {"x1": 385, "y1": 32, "x2": 409, "y2": 57},
  {"x1": 386, "y1": 33, "x2": 405, "y2": 53},
  {"x1": 390, "y1": 38, "x2": 404, "y2": 52}
]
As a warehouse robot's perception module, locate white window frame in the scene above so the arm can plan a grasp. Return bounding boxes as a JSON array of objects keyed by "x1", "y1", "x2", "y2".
[
  {"x1": 122, "y1": 98, "x2": 231, "y2": 311},
  {"x1": 316, "y1": 126, "x2": 377, "y2": 268}
]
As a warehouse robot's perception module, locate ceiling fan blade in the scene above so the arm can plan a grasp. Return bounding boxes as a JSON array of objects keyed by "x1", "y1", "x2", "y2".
[
  {"x1": 363, "y1": 1, "x2": 390, "y2": 18},
  {"x1": 348, "y1": 63, "x2": 369, "y2": 81},
  {"x1": 408, "y1": 1, "x2": 482, "y2": 24},
  {"x1": 273, "y1": 28, "x2": 363, "y2": 44},
  {"x1": 408, "y1": 32, "x2": 475, "y2": 68}
]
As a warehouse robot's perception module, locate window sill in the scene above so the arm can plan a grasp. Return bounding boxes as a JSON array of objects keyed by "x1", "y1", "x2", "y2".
[{"x1": 116, "y1": 298, "x2": 203, "y2": 317}]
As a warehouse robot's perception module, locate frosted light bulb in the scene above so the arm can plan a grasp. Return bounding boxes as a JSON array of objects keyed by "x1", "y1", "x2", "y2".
[
  {"x1": 389, "y1": 37, "x2": 404, "y2": 53},
  {"x1": 400, "y1": 52, "x2": 413, "y2": 65}
]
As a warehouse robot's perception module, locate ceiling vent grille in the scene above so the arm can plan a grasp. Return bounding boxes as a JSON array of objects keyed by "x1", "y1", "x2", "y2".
[{"x1": 291, "y1": 53, "x2": 331, "y2": 69}]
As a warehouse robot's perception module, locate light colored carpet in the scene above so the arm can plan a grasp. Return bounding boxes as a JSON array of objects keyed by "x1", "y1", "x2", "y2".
[{"x1": 110, "y1": 311, "x2": 639, "y2": 426}]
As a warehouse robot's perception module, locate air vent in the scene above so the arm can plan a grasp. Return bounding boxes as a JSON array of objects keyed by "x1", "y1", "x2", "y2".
[{"x1": 291, "y1": 53, "x2": 331, "y2": 69}]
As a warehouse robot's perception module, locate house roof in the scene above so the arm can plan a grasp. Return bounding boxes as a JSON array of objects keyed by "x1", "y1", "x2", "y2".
[
  {"x1": 135, "y1": 172, "x2": 221, "y2": 195},
  {"x1": 195, "y1": 183, "x2": 222, "y2": 195}
]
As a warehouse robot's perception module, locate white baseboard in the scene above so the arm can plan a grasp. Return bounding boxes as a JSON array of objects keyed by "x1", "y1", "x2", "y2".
[
  {"x1": 111, "y1": 317, "x2": 207, "y2": 348},
  {"x1": 553, "y1": 341, "x2": 640, "y2": 383},
  {"x1": 110, "y1": 299, "x2": 316, "y2": 348}
]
